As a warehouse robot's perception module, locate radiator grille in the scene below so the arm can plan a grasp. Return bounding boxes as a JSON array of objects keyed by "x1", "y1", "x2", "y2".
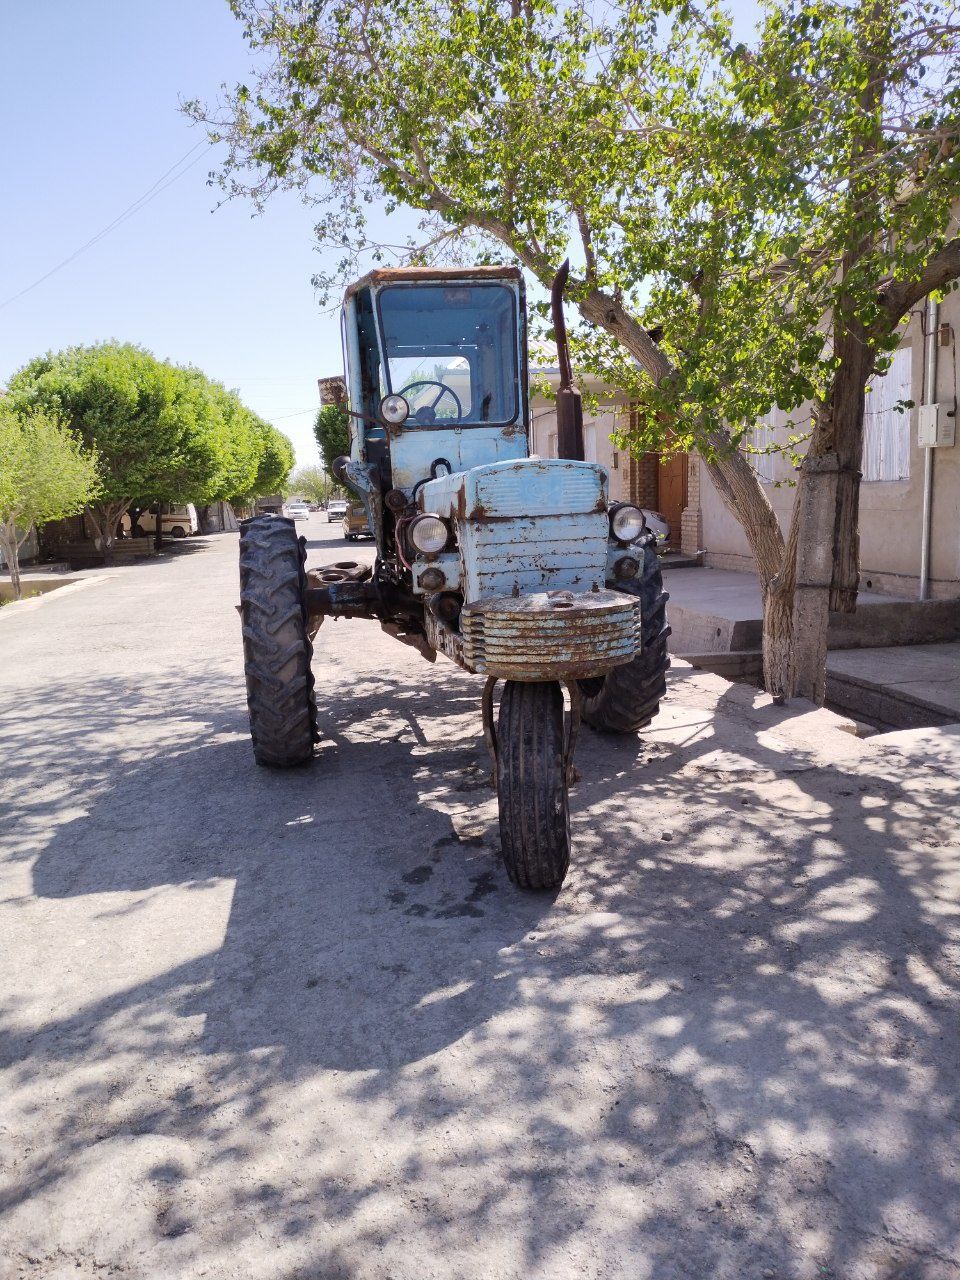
[{"x1": 461, "y1": 590, "x2": 641, "y2": 680}]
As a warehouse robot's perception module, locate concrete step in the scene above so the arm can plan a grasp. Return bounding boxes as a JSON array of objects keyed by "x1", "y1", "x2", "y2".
[{"x1": 825, "y1": 642, "x2": 960, "y2": 730}]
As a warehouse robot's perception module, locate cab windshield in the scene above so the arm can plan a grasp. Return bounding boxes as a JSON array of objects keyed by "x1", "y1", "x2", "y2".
[{"x1": 376, "y1": 283, "x2": 519, "y2": 428}]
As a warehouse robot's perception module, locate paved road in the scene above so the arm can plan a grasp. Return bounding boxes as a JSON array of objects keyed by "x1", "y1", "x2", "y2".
[{"x1": 1, "y1": 519, "x2": 958, "y2": 1280}]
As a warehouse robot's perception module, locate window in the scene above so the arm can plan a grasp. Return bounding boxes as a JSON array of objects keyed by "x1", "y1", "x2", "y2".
[
  {"x1": 748, "y1": 409, "x2": 777, "y2": 483},
  {"x1": 862, "y1": 346, "x2": 912, "y2": 482},
  {"x1": 376, "y1": 283, "x2": 520, "y2": 427},
  {"x1": 584, "y1": 422, "x2": 597, "y2": 463}
]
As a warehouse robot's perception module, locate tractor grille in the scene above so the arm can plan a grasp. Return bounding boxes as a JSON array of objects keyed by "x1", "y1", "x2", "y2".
[{"x1": 461, "y1": 589, "x2": 641, "y2": 680}]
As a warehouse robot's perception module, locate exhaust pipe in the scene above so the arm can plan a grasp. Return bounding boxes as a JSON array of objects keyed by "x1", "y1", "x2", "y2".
[{"x1": 551, "y1": 259, "x2": 585, "y2": 462}]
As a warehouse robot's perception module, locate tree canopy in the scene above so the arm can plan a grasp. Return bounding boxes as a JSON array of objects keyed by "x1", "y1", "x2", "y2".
[
  {"x1": 312, "y1": 404, "x2": 350, "y2": 478},
  {"x1": 7, "y1": 342, "x2": 295, "y2": 555},
  {"x1": 0, "y1": 400, "x2": 99, "y2": 597}
]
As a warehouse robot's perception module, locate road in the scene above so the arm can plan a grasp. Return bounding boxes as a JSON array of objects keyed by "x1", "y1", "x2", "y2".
[{"x1": 1, "y1": 517, "x2": 959, "y2": 1280}]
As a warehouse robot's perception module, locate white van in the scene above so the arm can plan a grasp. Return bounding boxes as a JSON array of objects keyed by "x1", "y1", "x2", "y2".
[{"x1": 122, "y1": 504, "x2": 199, "y2": 538}]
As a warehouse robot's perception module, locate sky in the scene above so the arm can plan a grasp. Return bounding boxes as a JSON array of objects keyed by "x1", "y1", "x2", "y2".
[
  {"x1": 0, "y1": 0, "x2": 365, "y2": 466},
  {"x1": 1, "y1": 1, "x2": 758, "y2": 469}
]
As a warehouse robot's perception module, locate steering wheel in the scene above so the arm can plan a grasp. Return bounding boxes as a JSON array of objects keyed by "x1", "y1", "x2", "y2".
[{"x1": 400, "y1": 380, "x2": 464, "y2": 425}]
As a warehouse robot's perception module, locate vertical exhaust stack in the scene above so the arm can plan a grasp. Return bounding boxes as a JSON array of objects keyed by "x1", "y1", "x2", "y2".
[{"x1": 551, "y1": 259, "x2": 585, "y2": 461}]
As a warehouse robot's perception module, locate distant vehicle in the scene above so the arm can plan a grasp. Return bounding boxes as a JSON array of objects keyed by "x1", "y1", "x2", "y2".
[
  {"x1": 327, "y1": 500, "x2": 348, "y2": 522},
  {"x1": 642, "y1": 510, "x2": 670, "y2": 544},
  {"x1": 284, "y1": 501, "x2": 311, "y2": 521},
  {"x1": 308, "y1": 503, "x2": 321, "y2": 512},
  {"x1": 342, "y1": 501, "x2": 373, "y2": 541},
  {"x1": 122, "y1": 503, "x2": 199, "y2": 538}
]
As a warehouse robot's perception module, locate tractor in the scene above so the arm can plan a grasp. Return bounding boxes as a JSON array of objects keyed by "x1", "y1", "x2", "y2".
[{"x1": 237, "y1": 263, "x2": 670, "y2": 890}]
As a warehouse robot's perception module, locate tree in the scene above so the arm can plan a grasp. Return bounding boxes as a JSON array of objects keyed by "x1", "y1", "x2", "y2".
[
  {"x1": 313, "y1": 405, "x2": 350, "y2": 479},
  {"x1": 8, "y1": 344, "x2": 221, "y2": 562},
  {"x1": 192, "y1": 0, "x2": 960, "y2": 700},
  {"x1": 7, "y1": 345, "x2": 295, "y2": 559},
  {"x1": 249, "y1": 421, "x2": 296, "y2": 499},
  {"x1": 288, "y1": 464, "x2": 337, "y2": 504},
  {"x1": 0, "y1": 401, "x2": 99, "y2": 598}
]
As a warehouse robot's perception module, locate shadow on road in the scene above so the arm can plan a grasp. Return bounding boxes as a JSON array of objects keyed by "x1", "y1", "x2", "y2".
[{"x1": 3, "y1": 655, "x2": 960, "y2": 1276}]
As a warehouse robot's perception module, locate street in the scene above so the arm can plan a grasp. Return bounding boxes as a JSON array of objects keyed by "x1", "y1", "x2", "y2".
[{"x1": 1, "y1": 518, "x2": 958, "y2": 1280}]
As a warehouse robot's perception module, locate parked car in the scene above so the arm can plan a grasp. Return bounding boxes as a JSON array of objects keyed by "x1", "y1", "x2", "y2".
[
  {"x1": 327, "y1": 500, "x2": 348, "y2": 522},
  {"x1": 121, "y1": 503, "x2": 199, "y2": 538},
  {"x1": 642, "y1": 510, "x2": 670, "y2": 544},
  {"x1": 342, "y1": 501, "x2": 373, "y2": 541},
  {"x1": 283, "y1": 501, "x2": 311, "y2": 521}
]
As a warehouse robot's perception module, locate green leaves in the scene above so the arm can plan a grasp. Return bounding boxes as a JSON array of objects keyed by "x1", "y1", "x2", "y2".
[
  {"x1": 0, "y1": 400, "x2": 99, "y2": 532},
  {"x1": 6, "y1": 343, "x2": 295, "y2": 513}
]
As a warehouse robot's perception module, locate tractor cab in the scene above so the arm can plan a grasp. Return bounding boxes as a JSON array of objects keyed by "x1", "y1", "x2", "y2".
[{"x1": 341, "y1": 267, "x2": 529, "y2": 496}]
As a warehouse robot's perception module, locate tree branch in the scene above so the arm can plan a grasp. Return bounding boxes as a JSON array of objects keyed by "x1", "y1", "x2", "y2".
[{"x1": 880, "y1": 235, "x2": 960, "y2": 325}]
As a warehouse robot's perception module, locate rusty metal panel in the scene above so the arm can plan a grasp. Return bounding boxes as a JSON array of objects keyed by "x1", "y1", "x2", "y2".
[
  {"x1": 461, "y1": 590, "x2": 641, "y2": 680},
  {"x1": 389, "y1": 426, "x2": 528, "y2": 497},
  {"x1": 463, "y1": 514, "x2": 608, "y2": 599},
  {"x1": 419, "y1": 458, "x2": 611, "y2": 602}
]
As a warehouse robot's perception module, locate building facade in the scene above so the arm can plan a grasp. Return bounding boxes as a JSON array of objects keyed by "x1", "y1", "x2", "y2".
[{"x1": 695, "y1": 291, "x2": 959, "y2": 598}]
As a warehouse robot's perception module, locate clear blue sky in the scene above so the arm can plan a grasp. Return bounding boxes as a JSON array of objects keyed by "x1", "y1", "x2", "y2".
[
  {"x1": 0, "y1": 0, "x2": 356, "y2": 466},
  {"x1": 1, "y1": 1, "x2": 757, "y2": 469}
]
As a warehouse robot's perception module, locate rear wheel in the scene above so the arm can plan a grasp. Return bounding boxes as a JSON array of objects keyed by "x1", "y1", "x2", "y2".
[
  {"x1": 170, "y1": 525, "x2": 187, "y2": 539},
  {"x1": 497, "y1": 681, "x2": 570, "y2": 890},
  {"x1": 580, "y1": 533, "x2": 671, "y2": 733},
  {"x1": 239, "y1": 515, "x2": 318, "y2": 767}
]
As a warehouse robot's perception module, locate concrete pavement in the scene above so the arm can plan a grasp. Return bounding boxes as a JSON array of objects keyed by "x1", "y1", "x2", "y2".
[{"x1": 1, "y1": 518, "x2": 959, "y2": 1279}]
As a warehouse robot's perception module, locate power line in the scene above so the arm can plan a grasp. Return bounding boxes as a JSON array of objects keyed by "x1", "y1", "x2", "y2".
[{"x1": 0, "y1": 140, "x2": 212, "y2": 310}]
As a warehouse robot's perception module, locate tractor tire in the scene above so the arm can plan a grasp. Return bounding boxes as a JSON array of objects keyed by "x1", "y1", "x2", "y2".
[
  {"x1": 580, "y1": 533, "x2": 671, "y2": 734},
  {"x1": 496, "y1": 681, "x2": 571, "y2": 890},
  {"x1": 239, "y1": 514, "x2": 318, "y2": 767}
]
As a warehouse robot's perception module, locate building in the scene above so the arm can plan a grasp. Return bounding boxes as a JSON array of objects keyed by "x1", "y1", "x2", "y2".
[
  {"x1": 529, "y1": 368, "x2": 697, "y2": 553},
  {"x1": 532, "y1": 287, "x2": 959, "y2": 594},
  {"x1": 695, "y1": 293, "x2": 959, "y2": 599}
]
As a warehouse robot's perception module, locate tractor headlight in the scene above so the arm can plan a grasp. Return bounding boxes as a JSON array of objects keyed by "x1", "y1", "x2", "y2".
[
  {"x1": 409, "y1": 514, "x2": 448, "y2": 555},
  {"x1": 610, "y1": 503, "x2": 646, "y2": 544},
  {"x1": 380, "y1": 394, "x2": 409, "y2": 425}
]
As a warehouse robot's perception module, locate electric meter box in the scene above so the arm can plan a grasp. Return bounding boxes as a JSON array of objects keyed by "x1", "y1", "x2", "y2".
[{"x1": 918, "y1": 402, "x2": 956, "y2": 448}]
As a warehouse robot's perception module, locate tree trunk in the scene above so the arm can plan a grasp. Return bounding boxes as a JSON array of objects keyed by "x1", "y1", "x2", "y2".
[
  {"x1": 576, "y1": 284, "x2": 794, "y2": 697},
  {"x1": 86, "y1": 502, "x2": 130, "y2": 566},
  {"x1": 788, "y1": 320, "x2": 874, "y2": 700},
  {"x1": 0, "y1": 520, "x2": 22, "y2": 600}
]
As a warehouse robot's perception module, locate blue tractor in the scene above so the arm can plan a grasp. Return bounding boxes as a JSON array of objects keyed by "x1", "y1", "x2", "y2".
[{"x1": 238, "y1": 264, "x2": 670, "y2": 890}]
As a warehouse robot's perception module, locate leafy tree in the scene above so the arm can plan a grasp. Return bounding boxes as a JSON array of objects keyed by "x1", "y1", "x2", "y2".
[
  {"x1": 0, "y1": 401, "x2": 99, "y2": 598},
  {"x1": 288, "y1": 464, "x2": 337, "y2": 504},
  {"x1": 193, "y1": 0, "x2": 960, "y2": 699},
  {"x1": 7, "y1": 345, "x2": 294, "y2": 558},
  {"x1": 249, "y1": 421, "x2": 296, "y2": 499},
  {"x1": 313, "y1": 405, "x2": 350, "y2": 479},
  {"x1": 8, "y1": 344, "x2": 220, "y2": 561}
]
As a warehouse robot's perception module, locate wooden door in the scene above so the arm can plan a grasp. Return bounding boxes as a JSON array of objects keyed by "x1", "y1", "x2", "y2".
[{"x1": 657, "y1": 453, "x2": 688, "y2": 549}]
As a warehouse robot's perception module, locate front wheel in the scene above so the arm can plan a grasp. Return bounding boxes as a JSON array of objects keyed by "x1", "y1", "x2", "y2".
[
  {"x1": 239, "y1": 515, "x2": 318, "y2": 767},
  {"x1": 496, "y1": 681, "x2": 570, "y2": 890}
]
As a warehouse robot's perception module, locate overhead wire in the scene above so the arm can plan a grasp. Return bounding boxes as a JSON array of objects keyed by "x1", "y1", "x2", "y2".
[{"x1": 0, "y1": 139, "x2": 212, "y2": 310}]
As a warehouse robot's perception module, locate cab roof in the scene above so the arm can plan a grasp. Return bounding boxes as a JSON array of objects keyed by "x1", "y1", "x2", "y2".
[{"x1": 343, "y1": 264, "x2": 523, "y2": 301}]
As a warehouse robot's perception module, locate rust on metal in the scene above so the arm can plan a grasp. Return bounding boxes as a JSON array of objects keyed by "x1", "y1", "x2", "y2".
[
  {"x1": 344, "y1": 264, "x2": 523, "y2": 301},
  {"x1": 460, "y1": 589, "x2": 641, "y2": 681}
]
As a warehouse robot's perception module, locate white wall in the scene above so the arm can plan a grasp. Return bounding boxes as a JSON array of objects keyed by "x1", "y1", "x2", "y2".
[{"x1": 529, "y1": 370, "x2": 630, "y2": 502}]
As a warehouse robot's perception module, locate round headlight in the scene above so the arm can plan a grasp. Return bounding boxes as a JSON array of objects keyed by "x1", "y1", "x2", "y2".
[
  {"x1": 409, "y1": 514, "x2": 448, "y2": 555},
  {"x1": 380, "y1": 394, "x2": 409, "y2": 425},
  {"x1": 610, "y1": 504, "x2": 646, "y2": 543}
]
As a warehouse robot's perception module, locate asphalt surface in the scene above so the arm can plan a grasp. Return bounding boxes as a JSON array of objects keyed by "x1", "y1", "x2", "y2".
[{"x1": 1, "y1": 517, "x2": 958, "y2": 1280}]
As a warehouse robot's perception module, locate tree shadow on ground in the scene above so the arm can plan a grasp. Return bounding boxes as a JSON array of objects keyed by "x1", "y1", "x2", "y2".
[{"x1": 2, "y1": 655, "x2": 959, "y2": 1279}]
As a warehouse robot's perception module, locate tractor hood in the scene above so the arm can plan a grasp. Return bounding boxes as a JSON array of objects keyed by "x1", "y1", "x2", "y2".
[{"x1": 419, "y1": 458, "x2": 610, "y2": 602}]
